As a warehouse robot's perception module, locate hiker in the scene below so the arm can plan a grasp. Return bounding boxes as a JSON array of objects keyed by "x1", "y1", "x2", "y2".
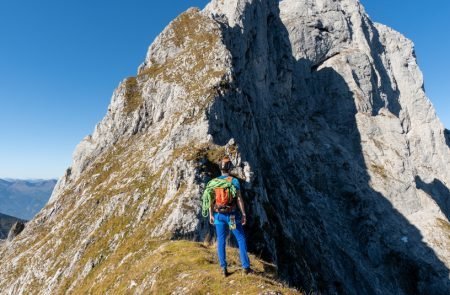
[{"x1": 202, "y1": 156, "x2": 251, "y2": 277}]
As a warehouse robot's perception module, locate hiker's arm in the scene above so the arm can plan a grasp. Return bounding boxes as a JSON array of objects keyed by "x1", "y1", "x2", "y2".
[
  {"x1": 236, "y1": 191, "x2": 247, "y2": 225},
  {"x1": 209, "y1": 202, "x2": 214, "y2": 224}
]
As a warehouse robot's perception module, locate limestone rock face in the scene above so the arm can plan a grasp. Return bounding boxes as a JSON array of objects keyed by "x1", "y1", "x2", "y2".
[{"x1": 1, "y1": 0, "x2": 449, "y2": 294}]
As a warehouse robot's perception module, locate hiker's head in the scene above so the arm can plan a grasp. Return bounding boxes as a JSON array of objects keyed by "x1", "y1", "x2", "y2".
[{"x1": 220, "y1": 156, "x2": 233, "y2": 173}]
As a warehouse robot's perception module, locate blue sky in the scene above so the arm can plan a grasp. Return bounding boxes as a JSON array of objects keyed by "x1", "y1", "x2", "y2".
[{"x1": 0, "y1": 0, "x2": 448, "y2": 179}]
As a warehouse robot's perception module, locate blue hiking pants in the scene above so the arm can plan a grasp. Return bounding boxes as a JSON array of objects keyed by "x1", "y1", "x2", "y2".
[{"x1": 214, "y1": 212, "x2": 250, "y2": 269}]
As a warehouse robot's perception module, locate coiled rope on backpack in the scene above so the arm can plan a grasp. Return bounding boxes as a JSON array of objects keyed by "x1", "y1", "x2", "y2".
[{"x1": 202, "y1": 178, "x2": 236, "y2": 217}]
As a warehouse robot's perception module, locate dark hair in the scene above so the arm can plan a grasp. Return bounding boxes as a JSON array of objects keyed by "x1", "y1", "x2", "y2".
[{"x1": 220, "y1": 156, "x2": 233, "y2": 172}]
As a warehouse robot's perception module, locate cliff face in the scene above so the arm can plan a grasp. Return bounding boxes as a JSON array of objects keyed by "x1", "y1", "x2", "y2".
[{"x1": 0, "y1": 0, "x2": 449, "y2": 294}]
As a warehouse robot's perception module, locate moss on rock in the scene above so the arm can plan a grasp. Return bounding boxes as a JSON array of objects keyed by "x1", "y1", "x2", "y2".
[{"x1": 139, "y1": 8, "x2": 228, "y2": 108}]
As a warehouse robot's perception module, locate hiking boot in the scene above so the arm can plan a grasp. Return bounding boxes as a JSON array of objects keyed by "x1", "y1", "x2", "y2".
[
  {"x1": 222, "y1": 267, "x2": 229, "y2": 277},
  {"x1": 243, "y1": 267, "x2": 253, "y2": 274}
]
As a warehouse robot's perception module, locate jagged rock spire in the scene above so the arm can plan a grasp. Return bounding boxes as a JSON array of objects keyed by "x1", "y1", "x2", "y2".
[{"x1": 204, "y1": 0, "x2": 279, "y2": 28}]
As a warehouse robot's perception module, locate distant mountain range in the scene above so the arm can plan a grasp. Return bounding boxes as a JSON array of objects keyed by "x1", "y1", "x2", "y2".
[
  {"x1": 0, "y1": 212, "x2": 23, "y2": 239},
  {"x1": 0, "y1": 179, "x2": 57, "y2": 220}
]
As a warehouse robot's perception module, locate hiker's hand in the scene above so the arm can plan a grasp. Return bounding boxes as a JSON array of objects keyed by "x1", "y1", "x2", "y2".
[
  {"x1": 241, "y1": 214, "x2": 247, "y2": 225},
  {"x1": 209, "y1": 214, "x2": 214, "y2": 225}
]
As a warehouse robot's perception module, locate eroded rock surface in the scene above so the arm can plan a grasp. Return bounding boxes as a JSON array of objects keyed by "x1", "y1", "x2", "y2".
[{"x1": 1, "y1": 0, "x2": 449, "y2": 294}]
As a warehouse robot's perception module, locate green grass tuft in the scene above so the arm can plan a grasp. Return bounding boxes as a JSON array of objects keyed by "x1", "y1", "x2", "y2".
[{"x1": 124, "y1": 77, "x2": 143, "y2": 114}]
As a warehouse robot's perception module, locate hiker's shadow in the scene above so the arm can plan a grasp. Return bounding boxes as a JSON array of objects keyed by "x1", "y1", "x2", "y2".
[{"x1": 197, "y1": 1, "x2": 450, "y2": 294}]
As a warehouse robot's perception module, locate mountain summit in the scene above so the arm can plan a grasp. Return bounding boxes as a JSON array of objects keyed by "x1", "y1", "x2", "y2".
[{"x1": 1, "y1": 0, "x2": 449, "y2": 294}]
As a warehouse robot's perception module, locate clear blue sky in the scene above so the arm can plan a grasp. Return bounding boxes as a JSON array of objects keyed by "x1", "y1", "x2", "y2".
[{"x1": 0, "y1": 0, "x2": 448, "y2": 179}]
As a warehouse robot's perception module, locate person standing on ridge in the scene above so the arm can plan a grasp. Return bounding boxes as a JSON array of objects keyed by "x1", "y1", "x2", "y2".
[{"x1": 202, "y1": 156, "x2": 251, "y2": 277}]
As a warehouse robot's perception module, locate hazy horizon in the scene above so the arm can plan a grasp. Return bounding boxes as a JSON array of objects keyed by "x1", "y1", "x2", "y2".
[{"x1": 0, "y1": 178, "x2": 58, "y2": 181}]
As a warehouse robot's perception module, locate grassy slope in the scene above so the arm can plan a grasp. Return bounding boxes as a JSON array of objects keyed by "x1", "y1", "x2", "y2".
[{"x1": 73, "y1": 240, "x2": 300, "y2": 294}]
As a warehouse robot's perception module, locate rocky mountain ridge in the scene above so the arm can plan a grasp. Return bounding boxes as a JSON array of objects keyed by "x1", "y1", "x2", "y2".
[{"x1": 0, "y1": 0, "x2": 449, "y2": 294}]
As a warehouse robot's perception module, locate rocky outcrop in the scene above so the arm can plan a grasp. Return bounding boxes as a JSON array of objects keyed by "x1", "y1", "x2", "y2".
[
  {"x1": 0, "y1": 213, "x2": 24, "y2": 240},
  {"x1": 204, "y1": 0, "x2": 450, "y2": 292},
  {"x1": 6, "y1": 221, "x2": 25, "y2": 241},
  {"x1": 0, "y1": 0, "x2": 449, "y2": 294}
]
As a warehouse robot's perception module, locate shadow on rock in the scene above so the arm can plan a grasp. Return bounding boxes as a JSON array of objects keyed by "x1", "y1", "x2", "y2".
[
  {"x1": 445, "y1": 129, "x2": 450, "y2": 148},
  {"x1": 200, "y1": 0, "x2": 450, "y2": 294},
  {"x1": 7, "y1": 221, "x2": 25, "y2": 241},
  {"x1": 416, "y1": 176, "x2": 450, "y2": 222}
]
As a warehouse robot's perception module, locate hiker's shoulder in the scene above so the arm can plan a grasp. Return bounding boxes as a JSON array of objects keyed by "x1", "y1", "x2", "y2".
[{"x1": 230, "y1": 177, "x2": 240, "y2": 189}]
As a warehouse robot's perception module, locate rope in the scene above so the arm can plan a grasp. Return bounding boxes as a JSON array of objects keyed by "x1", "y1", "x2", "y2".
[
  {"x1": 202, "y1": 192, "x2": 212, "y2": 217},
  {"x1": 201, "y1": 178, "x2": 236, "y2": 217}
]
